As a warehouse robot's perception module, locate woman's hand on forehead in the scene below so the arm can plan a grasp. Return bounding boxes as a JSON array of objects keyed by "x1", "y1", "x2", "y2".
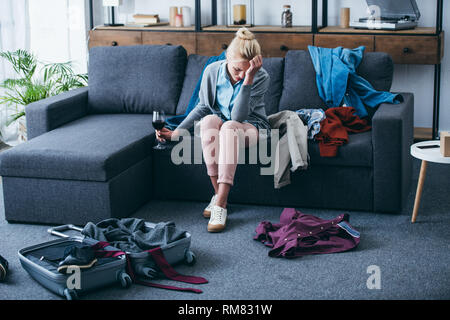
[{"x1": 244, "y1": 55, "x2": 263, "y2": 84}]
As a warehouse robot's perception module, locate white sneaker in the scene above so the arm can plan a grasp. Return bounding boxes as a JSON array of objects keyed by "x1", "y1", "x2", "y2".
[
  {"x1": 207, "y1": 205, "x2": 227, "y2": 233},
  {"x1": 203, "y1": 194, "x2": 217, "y2": 218}
]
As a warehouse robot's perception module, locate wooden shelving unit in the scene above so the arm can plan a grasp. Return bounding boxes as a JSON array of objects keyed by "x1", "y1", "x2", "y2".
[
  {"x1": 94, "y1": 25, "x2": 197, "y2": 32},
  {"x1": 318, "y1": 26, "x2": 437, "y2": 34},
  {"x1": 202, "y1": 25, "x2": 312, "y2": 33}
]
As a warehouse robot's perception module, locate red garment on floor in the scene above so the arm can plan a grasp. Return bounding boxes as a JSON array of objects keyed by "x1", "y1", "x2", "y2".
[{"x1": 315, "y1": 106, "x2": 371, "y2": 157}]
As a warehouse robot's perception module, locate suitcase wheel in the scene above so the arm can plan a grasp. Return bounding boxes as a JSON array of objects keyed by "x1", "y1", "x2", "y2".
[
  {"x1": 142, "y1": 267, "x2": 158, "y2": 279},
  {"x1": 63, "y1": 288, "x2": 79, "y2": 300},
  {"x1": 119, "y1": 271, "x2": 132, "y2": 289},
  {"x1": 185, "y1": 250, "x2": 196, "y2": 266}
]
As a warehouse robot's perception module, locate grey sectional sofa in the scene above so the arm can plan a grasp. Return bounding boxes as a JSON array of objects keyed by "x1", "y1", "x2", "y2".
[{"x1": 0, "y1": 45, "x2": 413, "y2": 225}]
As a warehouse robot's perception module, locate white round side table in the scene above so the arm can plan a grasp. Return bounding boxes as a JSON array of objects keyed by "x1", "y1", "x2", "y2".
[{"x1": 410, "y1": 140, "x2": 450, "y2": 223}]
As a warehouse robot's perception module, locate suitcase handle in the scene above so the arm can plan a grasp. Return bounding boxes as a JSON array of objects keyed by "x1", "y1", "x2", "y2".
[{"x1": 47, "y1": 224, "x2": 83, "y2": 238}]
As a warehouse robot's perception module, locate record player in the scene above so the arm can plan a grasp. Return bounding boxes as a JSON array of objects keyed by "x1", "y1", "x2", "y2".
[{"x1": 350, "y1": 0, "x2": 420, "y2": 30}]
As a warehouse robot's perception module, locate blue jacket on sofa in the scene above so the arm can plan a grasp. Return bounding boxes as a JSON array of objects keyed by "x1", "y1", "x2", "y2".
[{"x1": 308, "y1": 45, "x2": 402, "y2": 118}]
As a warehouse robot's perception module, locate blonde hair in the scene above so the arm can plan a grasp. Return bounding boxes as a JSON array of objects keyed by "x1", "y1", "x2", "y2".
[{"x1": 227, "y1": 28, "x2": 261, "y2": 61}]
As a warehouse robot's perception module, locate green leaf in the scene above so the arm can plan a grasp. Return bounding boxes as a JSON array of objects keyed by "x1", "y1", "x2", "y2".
[{"x1": 6, "y1": 111, "x2": 26, "y2": 126}]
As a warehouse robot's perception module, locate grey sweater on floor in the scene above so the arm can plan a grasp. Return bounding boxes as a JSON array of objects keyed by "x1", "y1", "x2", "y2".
[{"x1": 177, "y1": 60, "x2": 271, "y2": 132}]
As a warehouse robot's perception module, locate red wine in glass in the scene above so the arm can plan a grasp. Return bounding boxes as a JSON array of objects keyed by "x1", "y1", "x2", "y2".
[
  {"x1": 152, "y1": 120, "x2": 165, "y2": 130},
  {"x1": 153, "y1": 110, "x2": 166, "y2": 150}
]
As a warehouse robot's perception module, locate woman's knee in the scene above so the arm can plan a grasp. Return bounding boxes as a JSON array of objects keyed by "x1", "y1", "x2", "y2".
[
  {"x1": 201, "y1": 114, "x2": 223, "y2": 130},
  {"x1": 200, "y1": 115, "x2": 222, "y2": 143},
  {"x1": 220, "y1": 120, "x2": 241, "y2": 132}
]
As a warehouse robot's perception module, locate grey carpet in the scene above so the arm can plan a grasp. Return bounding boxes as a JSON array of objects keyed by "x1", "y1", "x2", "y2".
[{"x1": 0, "y1": 158, "x2": 449, "y2": 300}]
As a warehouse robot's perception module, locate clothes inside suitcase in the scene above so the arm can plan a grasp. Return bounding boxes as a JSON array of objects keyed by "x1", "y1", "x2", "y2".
[{"x1": 19, "y1": 237, "x2": 129, "y2": 300}]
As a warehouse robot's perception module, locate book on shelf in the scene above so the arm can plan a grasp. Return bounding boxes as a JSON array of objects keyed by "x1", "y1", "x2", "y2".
[
  {"x1": 133, "y1": 14, "x2": 160, "y2": 24},
  {"x1": 125, "y1": 22, "x2": 169, "y2": 28}
]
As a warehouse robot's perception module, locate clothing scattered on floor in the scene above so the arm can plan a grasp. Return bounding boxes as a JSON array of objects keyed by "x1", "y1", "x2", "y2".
[
  {"x1": 315, "y1": 106, "x2": 371, "y2": 157},
  {"x1": 81, "y1": 218, "x2": 187, "y2": 253},
  {"x1": 254, "y1": 208, "x2": 360, "y2": 258},
  {"x1": 296, "y1": 108, "x2": 326, "y2": 140},
  {"x1": 165, "y1": 51, "x2": 227, "y2": 131},
  {"x1": 308, "y1": 45, "x2": 402, "y2": 118},
  {"x1": 268, "y1": 110, "x2": 309, "y2": 189},
  {"x1": 0, "y1": 254, "x2": 8, "y2": 282}
]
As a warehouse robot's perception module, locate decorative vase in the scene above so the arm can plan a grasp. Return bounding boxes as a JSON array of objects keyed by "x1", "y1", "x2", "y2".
[
  {"x1": 181, "y1": 6, "x2": 191, "y2": 27},
  {"x1": 0, "y1": 105, "x2": 26, "y2": 146},
  {"x1": 18, "y1": 116, "x2": 27, "y2": 143},
  {"x1": 175, "y1": 14, "x2": 183, "y2": 27},
  {"x1": 169, "y1": 6, "x2": 178, "y2": 27}
]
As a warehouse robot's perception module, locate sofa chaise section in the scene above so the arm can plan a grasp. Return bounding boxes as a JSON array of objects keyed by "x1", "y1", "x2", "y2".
[
  {"x1": 0, "y1": 113, "x2": 155, "y2": 225},
  {"x1": 0, "y1": 45, "x2": 187, "y2": 225}
]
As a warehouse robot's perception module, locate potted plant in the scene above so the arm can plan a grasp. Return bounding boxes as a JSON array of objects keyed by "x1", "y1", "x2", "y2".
[{"x1": 0, "y1": 49, "x2": 88, "y2": 145}]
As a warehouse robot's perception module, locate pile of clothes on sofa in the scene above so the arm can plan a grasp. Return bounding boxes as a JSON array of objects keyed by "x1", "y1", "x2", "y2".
[{"x1": 295, "y1": 45, "x2": 403, "y2": 158}]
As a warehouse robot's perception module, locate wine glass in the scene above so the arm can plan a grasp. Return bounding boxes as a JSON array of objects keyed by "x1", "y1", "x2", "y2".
[{"x1": 152, "y1": 110, "x2": 166, "y2": 150}]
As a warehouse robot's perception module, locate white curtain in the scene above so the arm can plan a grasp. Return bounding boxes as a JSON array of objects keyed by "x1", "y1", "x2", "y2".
[
  {"x1": 0, "y1": 0, "x2": 30, "y2": 146},
  {"x1": 0, "y1": 0, "x2": 89, "y2": 146}
]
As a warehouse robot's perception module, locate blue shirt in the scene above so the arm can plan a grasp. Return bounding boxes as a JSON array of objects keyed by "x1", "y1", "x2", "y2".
[{"x1": 215, "y1": 62, "x2": 243, "y2": 120}]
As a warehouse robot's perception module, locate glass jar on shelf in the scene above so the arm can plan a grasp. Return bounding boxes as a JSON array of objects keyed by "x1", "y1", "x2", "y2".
[{"x1": 281, "y1": 5, "x2": 292, "y2": 28}]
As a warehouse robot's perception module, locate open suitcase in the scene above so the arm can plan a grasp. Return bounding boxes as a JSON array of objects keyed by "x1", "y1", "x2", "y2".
[{"x1": 19, "y1": 223, "x2": 198, "y2": 300}]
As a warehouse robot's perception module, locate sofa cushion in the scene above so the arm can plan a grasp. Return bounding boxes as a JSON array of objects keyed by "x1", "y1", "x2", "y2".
[
  {"x1": 279, "y1": 50, "x2": 325, "y2": 111},
  {"x1": 176, "y1": 54, "x2": 210, "y2": 115},
  {"x1": 308, "y1": 131, "x2": 373, "y2": 167},
  {"x1": 88, "y1": 45, "x2": 187, "y2": 115},
  {"x1": 279, "y1": 50, "x2": 394, "y2": 112},
  {"x1": 0, "y1": 114, "x2": 163, "y2": 182},
  {"x1": 175, "y1": 55, "x2": 284, "y2": 117},
  {"x1": 261, "y1": 57, "x2": 284, "y2": 115},
  {"x1": 356, "y1": 52, "x2": 394, "y2": 92}
]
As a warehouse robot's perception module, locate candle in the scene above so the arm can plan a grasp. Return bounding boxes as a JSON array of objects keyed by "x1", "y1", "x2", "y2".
[{"x1": 233, "y1": 4, "x2": 246, "y2": 25}]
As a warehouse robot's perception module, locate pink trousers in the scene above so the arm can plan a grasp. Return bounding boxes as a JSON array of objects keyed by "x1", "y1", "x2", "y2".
[{"x1": 200, "y1": 114, "x2": 259, "y2": 186}]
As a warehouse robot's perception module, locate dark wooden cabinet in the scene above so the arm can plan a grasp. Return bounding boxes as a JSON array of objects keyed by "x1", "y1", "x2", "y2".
[
  {"x1": 142, "y1": 31, "x2": 197, "y2": 55},
  {"x1": 89, "y1": 27, "x2": 443, "y2": 64},
  {"x1": 314, "y1": 34, "x2": 375, "y2": 52},
  {"x1": 89, "y1": 30, "x2": 142, "y2": 48},
  {"x1": 89, "y1": 29, "x2": 314, "y2": 58},
  {"x1": 375, "y1": 34, "x2": 443, "y2": 65},
  {"x1": 196, "y1": 32, "x2": 235, "y2": 56},
  {"x1": 257, "y1": 34, "x2": 313, "y2": 57}
]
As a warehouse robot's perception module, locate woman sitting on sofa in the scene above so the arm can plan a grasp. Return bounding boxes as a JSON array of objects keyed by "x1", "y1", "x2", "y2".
[{"x1": 156, "y1": 27, "x2": 271, "y2": 233}]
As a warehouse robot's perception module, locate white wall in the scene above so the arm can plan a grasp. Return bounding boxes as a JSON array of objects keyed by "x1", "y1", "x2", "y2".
[
  {"x1": 438, "y1": 0, "x2": 449, "y2": 133},
  {"x1": 130, "y1": 0, "x2": 449, "y2": 132},
  {"x1": 28, "y1": 0, "x2": 88, "y2": 75}
]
